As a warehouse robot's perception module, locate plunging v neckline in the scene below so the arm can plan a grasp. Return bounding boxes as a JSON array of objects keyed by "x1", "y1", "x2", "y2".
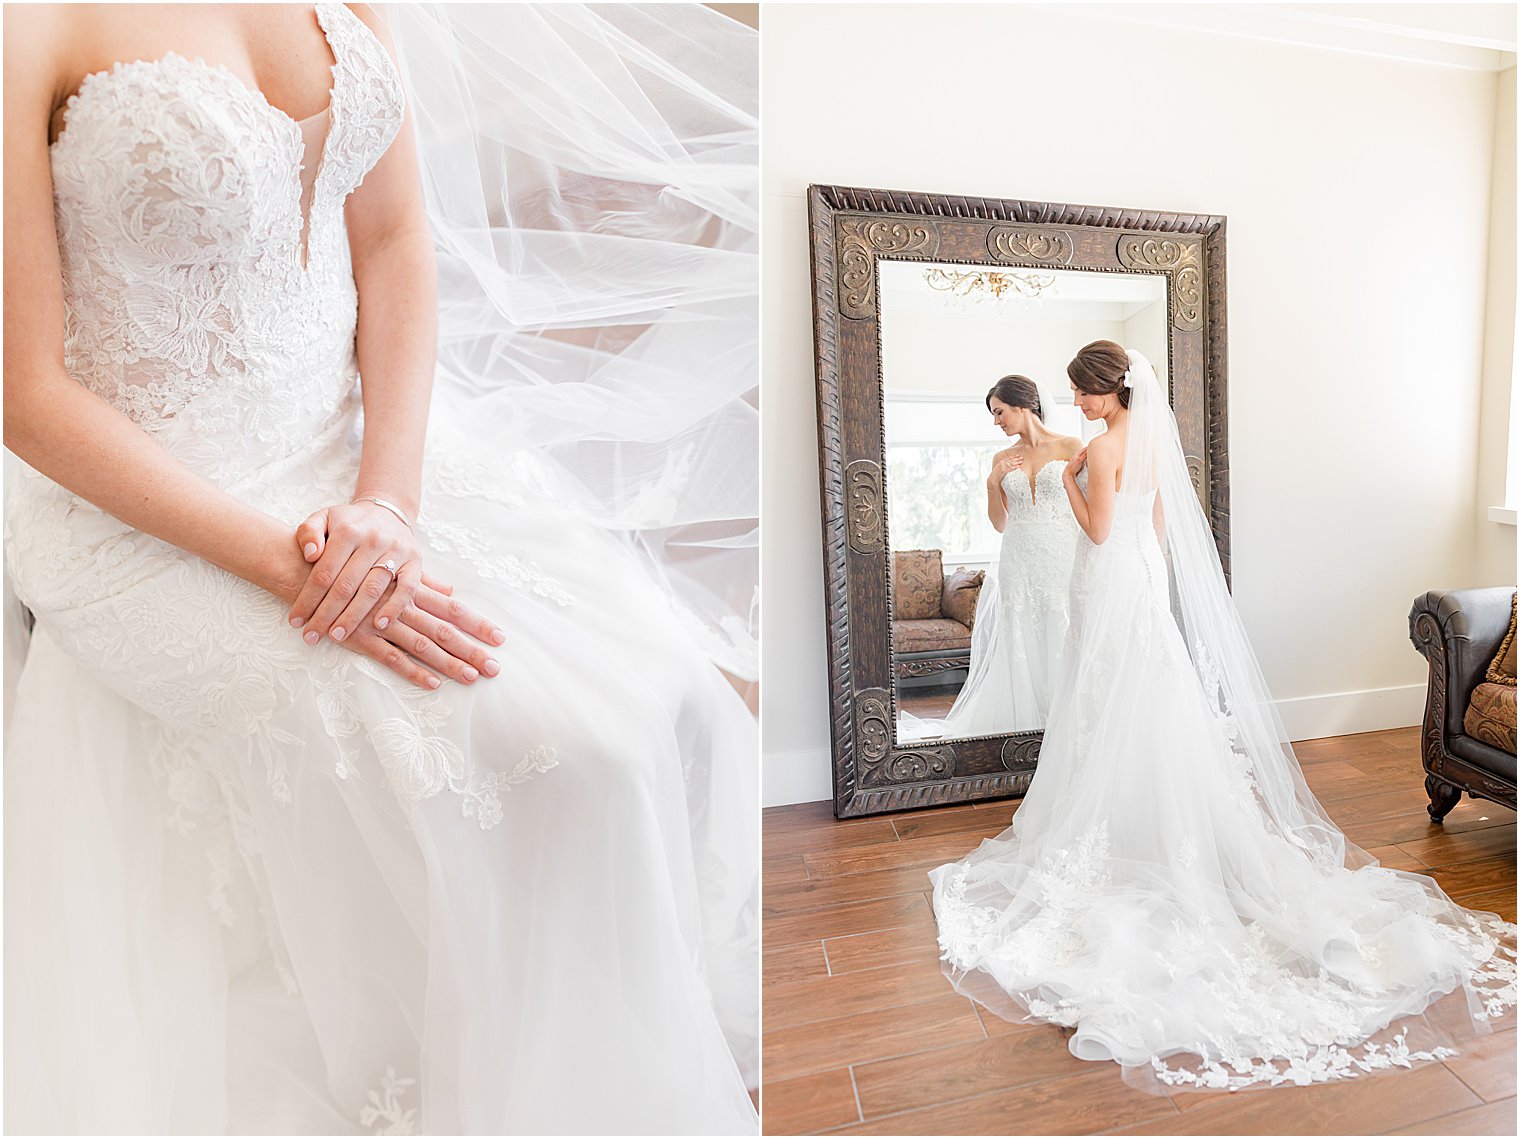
[
  {"x1": 47, "y1": 3, "x2": 342, "y2": 271},
  {"x1": 1009, "y1": 456, "x2": 1067, "y2": 506}
]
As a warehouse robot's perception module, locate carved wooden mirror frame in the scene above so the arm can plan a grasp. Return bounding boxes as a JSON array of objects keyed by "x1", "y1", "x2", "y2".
[{"x1": 808, "y1": 184, "x2": 1230, "y2": 818}]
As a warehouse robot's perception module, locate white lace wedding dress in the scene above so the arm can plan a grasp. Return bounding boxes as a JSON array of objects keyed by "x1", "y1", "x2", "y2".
[
  {"x1": 4, "y1": 5, "x2": 757, "y2": 1133},
  {"x1": 931, "y1": 460, "x2": 1516, "y2": 1091},
  {"x1": 941, "y1": 461, "x2": 1079, "y2": 737}
]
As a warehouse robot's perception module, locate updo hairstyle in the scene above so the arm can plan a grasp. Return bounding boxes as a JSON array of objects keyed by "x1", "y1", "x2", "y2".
[
  {"x1": 1066, "y1": 340, "x2": 1131, "y2": 409},
  {"x1": 985, "y1": 374, "x2": 1042, "y2": 420}
]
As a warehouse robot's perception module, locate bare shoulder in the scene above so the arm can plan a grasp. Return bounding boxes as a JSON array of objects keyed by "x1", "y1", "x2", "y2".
[
  {"x1": 1086, "y1": 430, "x2": 1122, "y2": 468},
  {"x1": 1056, "y1": 434, "x2": 1084, "y2": 458},
  {"x1": 344, "y1": 4, "x2": 397, "y2": 53},
  {"x1": 4, "y1": 6, "x2": 70, "y2": 101}
]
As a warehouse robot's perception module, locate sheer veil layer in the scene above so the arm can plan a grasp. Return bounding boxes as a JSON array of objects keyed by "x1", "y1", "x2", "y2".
[{"x1": 385, "y1": 2, "x2": 759, "y2": 680}]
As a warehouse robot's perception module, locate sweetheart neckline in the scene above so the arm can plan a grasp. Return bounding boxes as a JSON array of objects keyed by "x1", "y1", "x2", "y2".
[
  {"x1": 1003, "y1": 457, "x2": 1069, "y2": 506},
  {"x1": 48, "y1": 4, "x2": 353, "y2": 273},
  {"x1": 48, "y1": 4, "x2": 347, "y2": 154}
]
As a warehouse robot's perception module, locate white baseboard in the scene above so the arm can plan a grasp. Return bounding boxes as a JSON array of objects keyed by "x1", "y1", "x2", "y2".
[
  {"x1": 762, "y1": 746, "x2": 833, "y2": 807},
  {"x1": 1273, "y1": 683, "x2": 1425, "y2": 742},
  {"x1": 761, "y1": 685, "x2": 1428, "y2": 808}
]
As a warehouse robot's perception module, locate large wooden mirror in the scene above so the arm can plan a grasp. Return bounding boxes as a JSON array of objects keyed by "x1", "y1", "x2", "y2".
[{"x1": 808, "y1": 185, "x2": 1230, "y2": 817}]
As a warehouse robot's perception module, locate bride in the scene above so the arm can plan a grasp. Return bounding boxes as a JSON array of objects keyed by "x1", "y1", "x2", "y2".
[
  {"x1": 930, "y1": 340, "x2": 1515, "y2": 1091},
  {"x1": 4, "y1": 3, "x2": 758, "y2": 1133},
  {"x1": 941, "y1": 375, "x2": 1081, "y2": 737}
]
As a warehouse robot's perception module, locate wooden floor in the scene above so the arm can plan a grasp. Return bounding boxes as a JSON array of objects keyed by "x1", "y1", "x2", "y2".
[
  {"x1": 897, "y1": 685, "x2": 961, "y2": 719},
  {"x1": 760, "y1": 727, "x2": 1517, "y2": 1136}
]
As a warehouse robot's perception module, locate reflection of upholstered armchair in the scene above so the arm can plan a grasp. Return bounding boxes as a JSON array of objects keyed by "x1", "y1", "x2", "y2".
[
  {"x1": 891, "y1": 549, "x2": 983, "y2": 682},
  {"x1": 1409, "y1": 588, "x2": 1516, "y2": 820}
]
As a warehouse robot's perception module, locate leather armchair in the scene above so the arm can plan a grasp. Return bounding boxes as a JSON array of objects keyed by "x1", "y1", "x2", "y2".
[{"x1": 1409, "y1": 587, "x2": 1517, "y2": 820}]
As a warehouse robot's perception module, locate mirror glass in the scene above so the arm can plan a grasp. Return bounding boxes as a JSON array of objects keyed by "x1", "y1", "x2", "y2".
[{"x1": 879, "y1": 260, "x2": 1169, "y2": 744}]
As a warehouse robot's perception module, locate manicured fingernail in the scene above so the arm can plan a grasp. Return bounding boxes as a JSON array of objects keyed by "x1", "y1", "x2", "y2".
[
  {"x1": 304, "y1": 630, "x2": 320, "y2": 645},
  {"x1": 331, "y1": 626, "x2": 346, "y2": 641},
  {"x1": 491, "y1": 628, "x2": 505, "y2": 645},
  {"x1": 462, "y1": 666, "x2": 478, "y2": 682},
  {"x1": 482, "y1": 658, "x2": 500, "y2": 677},
  {"x1": 290, "y1": 616, "x2": 304, "y2": 629},
  {"x1": 376, "y1": 616, "x2": 389, "y2": 630},
  {"x1": 426, "y1": 675, "x2": 441, "y2": 689},
  {"x1": 304, "y1": 543, "x2": 318, "y2": 558}
]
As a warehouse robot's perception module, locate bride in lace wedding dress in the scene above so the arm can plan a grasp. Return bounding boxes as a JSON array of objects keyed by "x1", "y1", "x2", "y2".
[
  {"x1": 4, "y1": 4, "x2": 757, "y2": 1133},
  {"x1": 942, "y1": 376, "x2": 1081, "y2": 737},
  {"x1": 930, "y1": 340, "x2": 1515, "y2": 1092}
]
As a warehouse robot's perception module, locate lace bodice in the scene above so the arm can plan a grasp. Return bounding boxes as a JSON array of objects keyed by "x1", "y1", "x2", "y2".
[
  {"x1": 996, "y1": 459, "x2": 1079, "y2": 616},
  {"x1": 999, "y1": 459, "x2": 1072, "y2": 527},
  {"x1": 47, "y1": 3, "x2": 403, "y2": 485}
]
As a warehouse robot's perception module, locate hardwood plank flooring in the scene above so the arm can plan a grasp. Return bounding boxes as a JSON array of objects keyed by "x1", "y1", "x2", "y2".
[{"x1": 760, "y1": 726, "x2": 1517, "y2": 1135}]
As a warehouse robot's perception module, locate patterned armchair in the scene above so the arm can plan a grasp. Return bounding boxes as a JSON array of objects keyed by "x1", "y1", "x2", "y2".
[
  {"x1": 891, "y1": 549, "x2": 983, "y2": 683},
  {"x1": 1409, "y1": 587, "x2": 1517, "y2": 820}
]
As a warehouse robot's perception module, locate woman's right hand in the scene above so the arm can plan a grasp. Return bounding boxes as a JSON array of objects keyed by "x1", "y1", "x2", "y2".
[
  {"x1": 264, "y1": 527, "x2": 502, "y2": 690},
  {"x1": 989, "y1": 451, "x2": 1024, "y2": 486}
]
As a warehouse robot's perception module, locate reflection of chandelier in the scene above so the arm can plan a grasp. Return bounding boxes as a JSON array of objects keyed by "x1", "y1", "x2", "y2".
[{"x1": 923, "y1": 266, "x2": 1057, "y2": 303}]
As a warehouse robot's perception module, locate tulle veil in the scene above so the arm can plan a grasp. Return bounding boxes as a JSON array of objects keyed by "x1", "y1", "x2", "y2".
[{"x1": 382, "y1": 2, "x2": 758, "y2": 681}]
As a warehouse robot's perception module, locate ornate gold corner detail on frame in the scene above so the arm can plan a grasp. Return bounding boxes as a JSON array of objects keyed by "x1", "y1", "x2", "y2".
[
  {"x1": 855, "y1": 688, "x2": 893, "y2": 780},
  {"x1": 1001, "y1": 736, "x2": 1041, "y2": 771},
  {"x1": 987, "y1": 226, "x2": 1073, "y2": 266},
  {"x1": 844, "y1": 459, "x2": 884, "y2": 553},
  {"x1": 836, "y1": 217, "x2": 938, "y2": 319},
  {"x1": 1117, "y1": 235, "x2": 1203, "y2": 331},
  {"x1": 884, "y1": 748, "x2": 952, "y2": 784}
]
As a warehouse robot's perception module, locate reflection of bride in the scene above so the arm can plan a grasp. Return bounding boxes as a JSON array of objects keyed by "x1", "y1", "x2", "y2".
[
  {"x1": 931, "y1": 342, "x2": 1515, "y2": 1092},
  {"x1": 4, "y1": 4, "x2": 757, "y2": 1133},
  {"x1": 941, "y1": 376, "x2": 1081, "y2": 736}
]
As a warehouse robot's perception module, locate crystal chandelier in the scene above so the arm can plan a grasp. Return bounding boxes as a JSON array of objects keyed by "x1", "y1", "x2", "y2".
[{"x1": 923, "y1": 266, "x2": 1057, "y2": 304}]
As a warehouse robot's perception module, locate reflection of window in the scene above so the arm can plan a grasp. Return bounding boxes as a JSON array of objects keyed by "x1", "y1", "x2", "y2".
[
  {"x1": 884, "y1": 397, "x2": 1005, "y2": 561},
  {"x1": 887, "y1": 443, "x2": 1001, "y2": 559},
  {"x1": 885, "y1": 394, "x2": 1095, "y2": 561}
]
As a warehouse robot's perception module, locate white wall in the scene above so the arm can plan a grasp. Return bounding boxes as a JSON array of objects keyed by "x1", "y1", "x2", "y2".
[
  {"x1": 1476, "y1": 65, "x2": 1517, "y2": 583},
  {"x1": 762, "y1": 4, "x2": 1512, "y2": 806},
  {"x1": 881, "y1": 309, "x2": 1123, "y2": 405}
]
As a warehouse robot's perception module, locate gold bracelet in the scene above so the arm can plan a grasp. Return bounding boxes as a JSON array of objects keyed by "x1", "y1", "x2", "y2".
[{"x1": 352, "y1": 495, "x2": 414, "y2": 529}]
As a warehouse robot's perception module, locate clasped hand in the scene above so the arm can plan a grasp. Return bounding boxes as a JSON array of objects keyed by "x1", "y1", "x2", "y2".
[{"x1": 286, "y1": 501, "x2": 504, "y2": 691}]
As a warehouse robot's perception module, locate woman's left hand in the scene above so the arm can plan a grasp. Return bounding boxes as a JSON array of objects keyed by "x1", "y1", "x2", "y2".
[
  {"x1": 287, "y1": 500, "x2": 421, "y2": 644},
  {"x1": 1067, "y1": 448, "x2": 1088, "y2": 477}
]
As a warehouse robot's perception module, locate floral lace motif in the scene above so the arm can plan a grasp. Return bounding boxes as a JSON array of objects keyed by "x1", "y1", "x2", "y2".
[
  {"x1": 10, "y1": 6, "x2": 560, "y2": 930},
  {"x1": 936, "y1": 820, "x2": 1518, "y2": 1091},
  {"x1": 315, "y1": 653, "x2": 560, "y2": 829},
  {"x1": 997, "y1": 462, "x2": 1080, "y2": 622},
  {"x1": 420, "y1": 518, "x2": 575, "y2": 608},
  {"x1": 47, "y1": 3, "x2": 402, "y2": 487},
  {"x1": 359, "y1": 1067, "x2": 417, "y2": 1135}
]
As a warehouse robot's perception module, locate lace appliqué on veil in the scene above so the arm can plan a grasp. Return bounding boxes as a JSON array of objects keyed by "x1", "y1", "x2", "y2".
[
  {"x1": 420, "y1": 518, "x2": 575, "y2": 608},
  {"x1": 360, "y1": 1067, "x2": 417, "y2": 1136},
  {"x1": 317, "y1": 653, "x2": 560, "y2": 829},
  {"x1": 937, "y1": 819, "x2": 1519, "y2": 1092}
]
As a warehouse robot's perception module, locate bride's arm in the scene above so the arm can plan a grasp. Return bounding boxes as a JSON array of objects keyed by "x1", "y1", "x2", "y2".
[
  {"x1": 1062, "y1": 437, "x2": 1119, "y2": 544},
  {"x1": 3, "y1": 19, "x2": 486, "y2": 690},
  {"x1": 986, "y1": 451, "x2": 1017, "y2": 532},
  {"x1": 284, "y1": 5, "x2": 442, "y2": 644},
  {"x1": 3, "y1": 14, "x2": 292, "y2": 594}
]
